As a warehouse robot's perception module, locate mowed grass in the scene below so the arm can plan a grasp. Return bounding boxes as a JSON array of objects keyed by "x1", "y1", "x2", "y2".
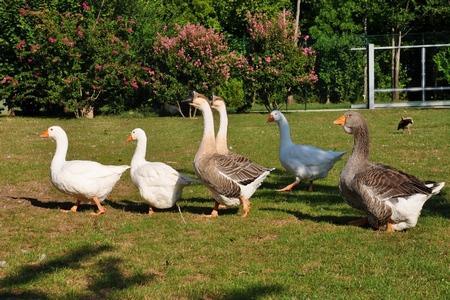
[{"x1": 0, "y1": 108, "x2": 449, "y2": 299}]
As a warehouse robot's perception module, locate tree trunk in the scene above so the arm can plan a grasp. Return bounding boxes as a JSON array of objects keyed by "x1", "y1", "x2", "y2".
[{"x1": 294, "y1": 0, "x2": 301, "y2": 46}]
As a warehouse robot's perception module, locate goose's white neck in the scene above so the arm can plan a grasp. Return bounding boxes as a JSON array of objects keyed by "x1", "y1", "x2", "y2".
[
  {"x1": 216, "y1": 107, "x2": 229, "y2": 155},
  {"x1": 51, "y1": 133, "x2": 68, "y2": 172},
  {"x1": 277, "y1": 114, "x2": 294, "y2": 148},
  {"x1": 196, "y1": 103, "x2": 216, "y2": 159},
  {"x1": 132, "y1": 135, "x2": 148, "y2": 167}
]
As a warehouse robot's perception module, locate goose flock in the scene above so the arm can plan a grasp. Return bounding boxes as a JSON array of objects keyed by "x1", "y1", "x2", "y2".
[{"x1": 38, "y1": 92, "x2": 445, "y2": 231}]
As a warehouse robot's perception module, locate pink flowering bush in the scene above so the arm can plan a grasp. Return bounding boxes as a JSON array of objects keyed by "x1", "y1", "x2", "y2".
[
  {"x1": 245, "y1": 11, "x2": 317, "y2": 110},
  {"x1": 0, "y1": 1, "x2": 146, "y2": 116},
  {"x1": 151, "y1": 23, "x2": 247, "y2": 106}
]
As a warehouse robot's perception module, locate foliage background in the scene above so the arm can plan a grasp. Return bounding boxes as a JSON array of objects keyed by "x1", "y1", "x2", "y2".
[{"x1": 1, "y1": 0, "x2": 449, "y2": 116}]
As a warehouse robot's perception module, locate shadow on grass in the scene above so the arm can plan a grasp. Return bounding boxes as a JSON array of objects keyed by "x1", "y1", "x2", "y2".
[
  {"x1": 103, "y1": 198, "x2": 234, "y2": 216},
  {"x1": 0, "y1": 290, "x2": 51, "y2": 300},
  {"x1": 260, "y1": 207, "x2": 365, "y2": 227},
  {"x1": 423, "y1": 190, "x2": 450, "y2": 219},
  {"x1": 213, "y1": 283, "x2": 284, "y2": 300},
  {"x1": 180, "y1": 204, "x2": 240, "y2": 216},
  {"x1": 104, "y1": 199, "x2": 149, "y2": 214},
  {"x1": 80, "y1": 256, "x2": 156, "y2": 298},
  {"x1": 0, "y1": 244, "x2": 113, "y2": 288},
  {"x1": 0, "y1": 244, "x2": 157, "y2": 299},
  {"x1": 260, "y1": 180, "x2": 340, "y2": 194},
  {"x1": 15, "y1": 196, "x2": 96, "y2": 212},
  {"x1": 255, "y1": 189, "x2": 343, "y2": 205}
]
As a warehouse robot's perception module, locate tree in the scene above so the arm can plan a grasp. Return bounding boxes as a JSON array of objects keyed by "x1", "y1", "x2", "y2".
[
  {"x1": 150, "y1": 23, "x2": 246, "y2": 109},
  {"x1": 244, "y1": 11, "x2": 317, "y2": 111}
]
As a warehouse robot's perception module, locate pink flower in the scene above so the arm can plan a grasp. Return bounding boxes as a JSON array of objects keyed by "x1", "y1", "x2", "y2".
[
  {"x1": 142, "y1": 66, "x2": 155, "y2": 76},
  {"x1": 265, "y1": 56, "x2": 271, "y2": 63},
  {"x1": 130, "y1": 79, "x2": 138, "y2": 90},
  {"x1": 127, "y1": 27, "x2": 133, "y2": 33},
  {"x1": 48, "y1": 37, "x2": 57, "y2": 43},
  {"x1": 1, "y1": 75, "x2": 13, "y2": 84},
  {"x1": 95, "y1": 64, "x2": 103, "y2": 72},
  {"x1": 308, "y1": 70, "x2": 318, "y2": 83},
  {"x1": 27, "y1": 58, "x2": 33, "y2": 64},
  {"x1": 303, "y1": 35, "x2": 310, "y2": 41},
  {"x1": 302, "y1": 47, "x2": 315, "y2": 56},
  {"x1": 19, "y1": 7, "x2": 29, "y2": 16},
  {"x1": 76, "y1": 27, "x2": 85, "y2": 38},
  {"x1": 81, "y1": 1, "x2": 90, "y2": 11},
  {"x1": 16, "y1": 40, "x2": 26, "y2": 50}
]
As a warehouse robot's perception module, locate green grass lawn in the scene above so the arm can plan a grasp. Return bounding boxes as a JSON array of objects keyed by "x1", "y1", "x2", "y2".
[{"x1": 0, "y1": 108, "x2": 449, "y2": 299}]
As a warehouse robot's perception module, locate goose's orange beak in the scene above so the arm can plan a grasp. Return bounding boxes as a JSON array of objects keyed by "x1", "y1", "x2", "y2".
[
  {"x1": 126, "y1": 135, "x2": 134, "y2": 142},
  {"x1": 334, "y1": 115, "x2": 346, "y2": 126},
  {"x1": 40, "y1": 130, "x2": 49, "y2": 138},
  {"x1": 267, "y1": 114, "x2": 274, "y2": 122}
]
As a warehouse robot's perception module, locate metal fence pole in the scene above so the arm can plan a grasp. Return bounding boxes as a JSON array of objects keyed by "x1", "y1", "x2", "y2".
[
  {"x1": 367, "y1": 44, "x2": 375, "y2": 109},
  {"x1": 421, "y1": 47, "x2": 426, "y2": 102}
]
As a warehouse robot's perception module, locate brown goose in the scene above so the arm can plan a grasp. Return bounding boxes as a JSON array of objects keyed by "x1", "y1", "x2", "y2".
[
  {"x1": 190, "y1": 92, "x2": 272, "y2": 217},
  {"x1": 334, "y1": 111, "x2": 444, "y2": 231},
  {"x1": 210, "y1": 95, "x2": 273, "y2": 174}
]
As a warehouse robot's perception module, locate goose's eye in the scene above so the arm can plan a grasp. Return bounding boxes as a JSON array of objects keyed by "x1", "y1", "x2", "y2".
[{"x1": 50, "y1": 128, "x2": 53, "y2": 131}]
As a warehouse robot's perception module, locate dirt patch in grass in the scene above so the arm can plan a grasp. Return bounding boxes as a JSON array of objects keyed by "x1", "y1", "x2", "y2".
[
  {"x1": 249, "y1": 233, "x2": 278, "y2": 243},
  {"x1": 269, "y1": 216, "x2": 299, "y2": 227},
  {"x1": 183, "y1": 273, "x2": 209, "y2": 284}
]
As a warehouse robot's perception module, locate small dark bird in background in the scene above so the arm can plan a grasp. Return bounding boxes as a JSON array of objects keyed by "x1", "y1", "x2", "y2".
[{"x1": 397, "y1": 116, "x2": 413, "y2": 134}]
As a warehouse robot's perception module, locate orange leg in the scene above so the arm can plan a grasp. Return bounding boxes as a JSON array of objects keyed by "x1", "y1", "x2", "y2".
[
  {"x1": 386, "y1": 221, "x2": 394, "y2": 233},
  {"x1": 62, "y1": 198, "x2": 81, "y2": 213},
  {"x1": 239, "y1": 196, "x2": 251, "y2": 218},
  {"x1": 148, "y1": 206, "x2": 155, "y2": 216},
  {"x1": 70, "y1": 199, "x2": 81, "y2": 212},
  {"x1": 277, "y1": 178, "x2": 300, "y2": 192},
  {"x1": 210, "y1": 201, "x2": 220, "y2": 218},
  {"x1": 90, "y1": 197, "x2": 106, "y2": 216}
]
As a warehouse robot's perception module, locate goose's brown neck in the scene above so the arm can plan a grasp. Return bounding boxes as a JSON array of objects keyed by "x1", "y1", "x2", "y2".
[{"x1": 349, "y1": 123, "x2": 370, "y2": 167}]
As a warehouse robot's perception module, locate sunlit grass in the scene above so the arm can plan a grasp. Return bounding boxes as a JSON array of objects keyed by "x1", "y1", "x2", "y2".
[{"x1": 0, "y1": 108, "x2": 449, "y2": 299}]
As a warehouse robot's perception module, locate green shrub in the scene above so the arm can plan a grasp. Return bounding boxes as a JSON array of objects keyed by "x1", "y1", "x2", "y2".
[{"x1": 0, "y1": 1, "x2": 148, "y2": 117}]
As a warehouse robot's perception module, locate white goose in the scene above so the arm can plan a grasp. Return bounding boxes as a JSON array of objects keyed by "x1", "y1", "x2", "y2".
[
  {"x1": 40, "y1": 126, "x2": 129, "y2": 215},
  {"x1": 128, "y1": 128, "x2": 194, "y2": 215},
  {"x1": 334, "y1": 111, "x2": 445, "y2": 231},
  {"x1": 268, "y1": 110, "x2": 345, "y2": 192},
  {"x1": 191, "y1": 92, "x2": 272, "y2": 217}
]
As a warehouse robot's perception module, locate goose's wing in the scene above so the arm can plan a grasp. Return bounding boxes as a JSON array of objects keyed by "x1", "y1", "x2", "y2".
[
  {"x1": 199, "y1": 155, "x2": 241, "y2": 198},
  {"x1": 285, "y1": 144, "x2": 343, "y2": 167},
  {"x1": 355, "y1": 164, "x2": 432, "y2": 200},
  {"x1": 135, "y1": 162, "x2": 183, "y2": 186},
  {"x1": 228, "y1": 152, "x2": 272, "y2": 179},
  {"x1": 61, "y1": 160, "x2": 128, "y2": 179},
  {"x1": 215, "y1": 154, "x2": 267, "y2": 185},
  {"x1": 344, "y1": 164, "x2": 431, "y2": 226}
]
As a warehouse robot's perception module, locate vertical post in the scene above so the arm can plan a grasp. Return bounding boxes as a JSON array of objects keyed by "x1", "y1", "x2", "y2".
[
  {"x1": 421, "y1": 46, "x2": 426, "y2": 102},
  {"x1": 367, "y1": 43, "x2": 375, "y2": 109}
]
